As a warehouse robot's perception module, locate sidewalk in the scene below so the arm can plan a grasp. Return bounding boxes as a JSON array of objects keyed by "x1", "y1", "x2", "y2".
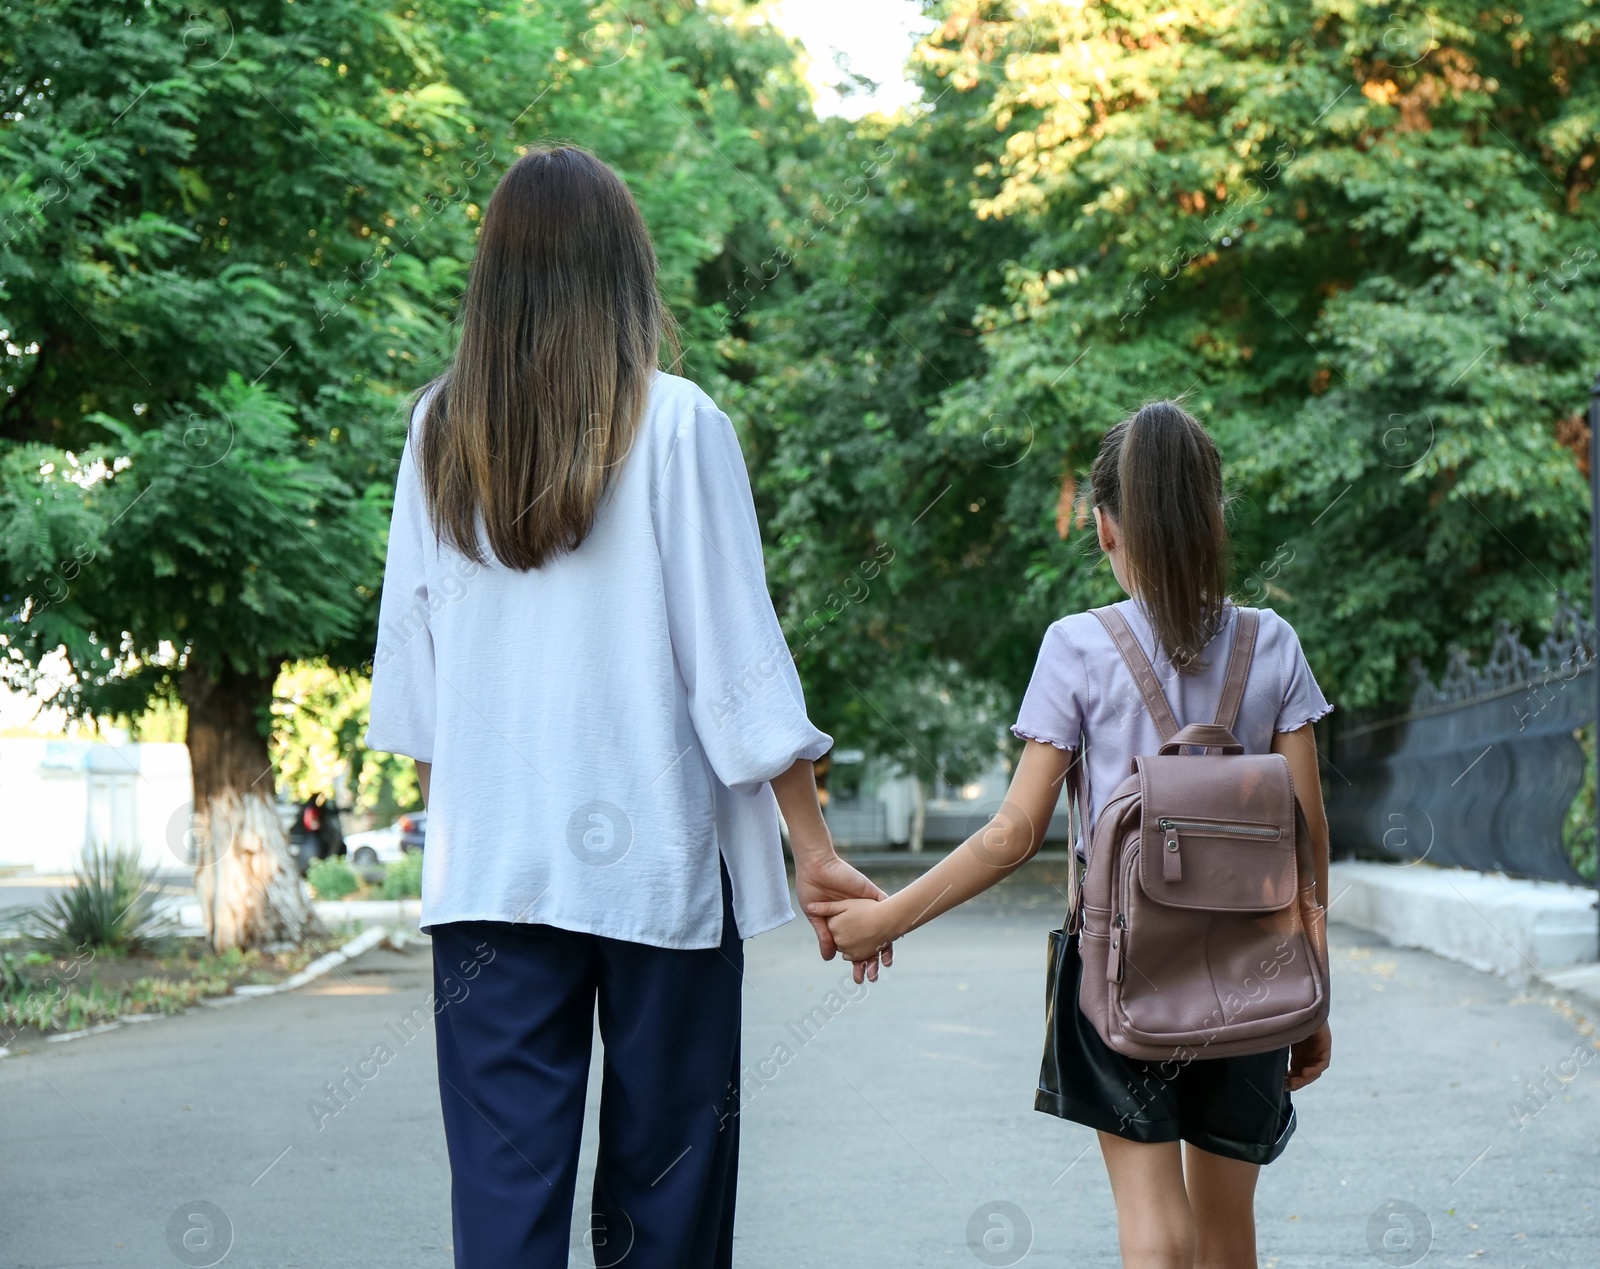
[{"x1": 2, "y1": 875, "x2": 1597, "y2": 1267}]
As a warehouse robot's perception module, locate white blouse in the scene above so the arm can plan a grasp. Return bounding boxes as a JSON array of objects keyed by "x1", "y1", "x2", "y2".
[{"x1": 365, "y1": 372, "x2": 832, "y2": 948}]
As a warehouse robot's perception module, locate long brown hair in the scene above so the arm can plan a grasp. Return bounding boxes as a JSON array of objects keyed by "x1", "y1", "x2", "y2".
[
  {"x1": 417, "y1": 145, "x2": 677, "y2": 569},
  {"x1": 1090, "y1": 400, "x2": 1229, "y2": 673}
]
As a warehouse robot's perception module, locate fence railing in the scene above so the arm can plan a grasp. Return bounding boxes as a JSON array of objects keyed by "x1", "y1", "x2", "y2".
[{"x1": 1325, "y1": 594, "x2": 1594, "y2": 884}]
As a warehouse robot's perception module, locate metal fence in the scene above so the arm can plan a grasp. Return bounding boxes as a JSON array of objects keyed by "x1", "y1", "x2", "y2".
[{"x1": 1325, "y1": 594, "x2": 1593, "y2": 884}]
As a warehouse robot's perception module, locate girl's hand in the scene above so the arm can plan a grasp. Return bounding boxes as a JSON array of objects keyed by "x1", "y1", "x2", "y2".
[
  {"x1": 792, "y1": 852, "x2": 893, "y2": 982},
  {"x1": 1287, "y1": 1023, "x2": 1331, "y2": 1090},
  {"x1": 808, "y1": 896, "x2": 897, "y2": 964}
]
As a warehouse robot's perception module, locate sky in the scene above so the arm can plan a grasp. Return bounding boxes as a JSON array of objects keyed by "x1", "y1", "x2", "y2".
[{"x1": 767, "y1": 0, "x2": 936, "y2": 119}]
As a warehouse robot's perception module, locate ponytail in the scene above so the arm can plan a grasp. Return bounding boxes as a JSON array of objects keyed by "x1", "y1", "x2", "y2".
[{"x1": 1088, "y1": 400, "x2": 1228, "y2": 673}]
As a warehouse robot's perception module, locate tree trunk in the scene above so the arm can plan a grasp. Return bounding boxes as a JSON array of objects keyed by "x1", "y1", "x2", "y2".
[
  {"x1": 183, "y1": 660, "x2": 321, "y2": 951},
  {"x1": 909, "y1": 776, "x2": 927, "y2": 854}
]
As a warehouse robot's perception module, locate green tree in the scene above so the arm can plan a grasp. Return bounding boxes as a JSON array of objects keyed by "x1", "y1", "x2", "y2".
[
  {"x1": 1, "y1": 0, "x2": 475, "y2": 947},
  {"x1": 748, "y1": 0, "x2": 1600, "y2": 780},
  {"x1": 271, "y1": 662, "x2": 420, "y2": 824},
  {"x1": 739, "y1": 7, "x2": 1053, "y2": 792},
  {"x1": 945, "y1": 0, "x2": 1600, "y2": 710},
  {"x1": 0, "y1": 0, "x2": 816, "y2": 947}
]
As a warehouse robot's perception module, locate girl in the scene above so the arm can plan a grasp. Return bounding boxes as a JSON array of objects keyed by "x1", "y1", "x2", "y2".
[
  {"x1": 814, "y1": 400, "x2": 1334, "y2": 1269},
  {"x1": 366, "y1": 146, "x2": 886, "y2": 1269}
]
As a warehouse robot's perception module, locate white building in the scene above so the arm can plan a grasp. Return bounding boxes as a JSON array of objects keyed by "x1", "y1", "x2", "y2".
[{"x1": 0, "y1": 738, "x2": 193, "y2": 876}]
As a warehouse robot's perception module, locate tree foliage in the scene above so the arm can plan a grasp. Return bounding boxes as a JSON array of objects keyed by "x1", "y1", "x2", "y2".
[
  {"x1": 0, "y1": 0, "x2": 816, "y2": 712},
  {"x1": 3, "y1": 0, "x2": 1597, "y2": 811},
  {"x1": 748, "y1": 0, "x2": 1600, "y2": 772},
  {"x1": 0, "y1": 0, "x2": 820, "y2": 944}
]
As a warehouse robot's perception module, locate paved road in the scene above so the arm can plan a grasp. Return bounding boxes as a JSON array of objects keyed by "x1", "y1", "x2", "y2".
[
  {"x1": 0, "y1": 876, "x2": 78, "y2": 930},
  {"x1": 2, "y1": 875, "x2": 1597, "y2": 1268},
  {"x1": 0, "y1": 873, "x2": 195, "y2": 938}
]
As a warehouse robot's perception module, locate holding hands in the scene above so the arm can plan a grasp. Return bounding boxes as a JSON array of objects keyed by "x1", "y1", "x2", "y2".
[
  {"x1": 773, "y1": 759, "x2": 895, "y2": 982},
  {"x1": 806, "y1": 895, "x2": 899, "y2": 965},
  {"x1": 779, "y1": 744, "x2": 1070, "y2": 978},
  {"x1": 794, "y1": 856, "x2": 895, "y2": 982}
]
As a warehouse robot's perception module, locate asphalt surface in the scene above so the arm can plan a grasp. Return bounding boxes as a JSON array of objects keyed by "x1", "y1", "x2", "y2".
[
  {"x1": 2, "y1": 874, "x2": 1597, "y2": 1268},
  {"x1": 0, "y1": 876, "x2": 77, "y2": 931},
  {"x1": 0, "y1": 874, "x2": 195, "y2": 938}
]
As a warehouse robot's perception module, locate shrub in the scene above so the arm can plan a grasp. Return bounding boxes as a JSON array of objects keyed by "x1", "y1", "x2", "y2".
[
  {"x1": 307, "y1": 857, "x2": 359, "y2": 901},
  {"x1": 382, "y1": 850, "x2": 423, "y2": 900},
  {"x1": 1565, "y1": 725, "x2": 1596, "y2": 882},
  {"x1": 23, "y1": 846, "x2": 167, "y2": 955},
  {"x1": 1, "y1": 950, "x2": 29, "y2": 1000}
]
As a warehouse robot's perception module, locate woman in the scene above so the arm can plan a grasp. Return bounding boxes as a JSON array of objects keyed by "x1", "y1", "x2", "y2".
[
  {"x1": 366, "y1": 145, "x2": 885, "y2": 1269},
  {"x1": 817, "y1": 401, "x2": 1334, "y2": 1269}
]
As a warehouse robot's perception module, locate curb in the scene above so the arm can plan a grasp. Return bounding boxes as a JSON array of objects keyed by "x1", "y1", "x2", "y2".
[
  {"x1": 165, "y1": 897, "x2": 422, "y2": 937},
  {"x1": 1324, "y1": 860, "x2": 1597, "y2": 976},
  {"x1": 1530, "y1": 963, "x2": 1600, "y2": 1028},
  {"x1": 230, "y1": 925, "x2": 388, "y2": 998},
  {"x1": 3, "y1": 926, "x2": 401, "y2": 1058},
  {"x1": 314, "y1": 898, "x2": 423, "y2": 929}
]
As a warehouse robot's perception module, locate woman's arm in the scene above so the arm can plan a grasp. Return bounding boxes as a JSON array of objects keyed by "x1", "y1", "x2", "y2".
[
  {"x1": 771, "y1": 759, "x2": 891, "y2": 983},
  {"x1": 415, "y1": 760, "x2": 431, "y2": 806},
  {"x1": 1271, "y1": 723, "x2": 1328, "y2": 907},
  {"x1": 809, "y1": 741, "x2": 1075, "y2": 960}
]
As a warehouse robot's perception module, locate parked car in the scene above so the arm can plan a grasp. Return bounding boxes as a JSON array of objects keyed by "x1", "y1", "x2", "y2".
[
  {"x1": 346, "y1": 811, "x2": 426, "y2": 868},
  {"x1": 287, "y1": 795, "x2": 345, "y2": 875},
  {"x1": 399, "y1": 810, "x2": 426, "y2": 852}
]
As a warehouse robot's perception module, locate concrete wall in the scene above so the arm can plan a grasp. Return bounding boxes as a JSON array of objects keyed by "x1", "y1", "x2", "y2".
[{"x1": 1328, "y1": 859, "x2": 1598, "y2": 974}]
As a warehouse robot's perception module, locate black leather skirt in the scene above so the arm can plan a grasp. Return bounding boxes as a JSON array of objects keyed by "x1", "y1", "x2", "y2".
[{"x1": 1036, "y1": 931, "x2": 1296, "y2": 1166}]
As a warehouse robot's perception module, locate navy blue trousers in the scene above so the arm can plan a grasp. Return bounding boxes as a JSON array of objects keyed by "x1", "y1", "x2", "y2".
[{"x1": 432, "y1": 871, "x2": 743, "y2": 1268}]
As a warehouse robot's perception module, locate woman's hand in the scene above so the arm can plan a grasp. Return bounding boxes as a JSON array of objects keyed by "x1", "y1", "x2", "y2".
[
  {"x1": 1287, "y1": 1023, "x2": 1331, "y2": 1090},
  {"x1": 808, "y1": 896, "x2": 899, "y2": 964},
  {"x1": 794, "y1": 853, "x2": 894, "y2": 981},
  {"x1": 776, "y1": 759, "x2": 893, "y2": 982},
  {"x1": 799, "y1": 742, "x2": 1077, "y2": 970}
]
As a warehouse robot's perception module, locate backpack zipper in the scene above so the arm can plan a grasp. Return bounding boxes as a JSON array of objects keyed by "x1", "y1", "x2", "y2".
[
  {"x1": 1155, "y1": 818, "x2": 1282, "y2": 883},
  {"x1": 1110, "y1": 852, "x2": 1137, "y2": 983},
  {"x1": 1157, "y1": 817, "x2": 1281, "y2": 840}
]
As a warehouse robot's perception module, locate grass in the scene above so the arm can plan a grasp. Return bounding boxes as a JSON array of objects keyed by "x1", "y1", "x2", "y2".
[
  {"x1": 0, "y1": 938, "x2": 342, "y2": 1041},
  {"x1": 0, "y1": 842, "x2": 419, "y2": 1046}
]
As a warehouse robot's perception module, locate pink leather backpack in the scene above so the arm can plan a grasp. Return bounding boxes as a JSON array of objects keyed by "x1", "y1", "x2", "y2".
[{"x1": 1062, "y1": 605, "x2": 1330, "y2": 1061}]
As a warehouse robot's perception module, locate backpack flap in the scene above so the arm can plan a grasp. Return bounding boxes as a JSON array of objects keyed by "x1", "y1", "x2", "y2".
[{"x1": 1134, "y1": 752, "x2": 1297, "y2": 913}]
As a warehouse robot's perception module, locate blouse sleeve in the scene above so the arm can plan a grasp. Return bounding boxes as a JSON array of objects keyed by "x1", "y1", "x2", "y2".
[
  {"x1": 1273, "y1": 617, "x2": 1333, "y2": 733},
  {"x1": 365, "y1": 430, "x2": 439, "y2": 762},
  {"x1": 1012, "y1": 621, "x2": 1085, "y2": 752},
  {"x1": 654, "y1": 402, "x2": 832, "y2": 792}
]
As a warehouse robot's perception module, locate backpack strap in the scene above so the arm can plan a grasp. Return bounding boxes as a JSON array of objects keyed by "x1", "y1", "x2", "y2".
[
  {"x1": 1063, "y1": 749, "x2": 1086, "y2": 935},
  {"x1": 1093, "y1": 606, "x2": 1180, "y2": 743},
  {"x1": 1095, "y1": 603, "x2": 1259, "y2": 749},
  {"x1": 1212, "y1": 607, "x2": 1259, "y2": 733}
]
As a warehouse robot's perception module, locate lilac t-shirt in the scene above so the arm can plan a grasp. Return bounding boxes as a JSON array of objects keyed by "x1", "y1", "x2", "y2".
[{"x1": 1012, "y1": 600, "x2": 1331, "y2": 851}]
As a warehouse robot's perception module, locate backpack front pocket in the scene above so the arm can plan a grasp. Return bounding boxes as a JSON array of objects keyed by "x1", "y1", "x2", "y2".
[{"x1": 1136, "y1": 754, "x2": 1298, "y2": 913}]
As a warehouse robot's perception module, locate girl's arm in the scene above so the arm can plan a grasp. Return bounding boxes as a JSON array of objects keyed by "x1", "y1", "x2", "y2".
[
  {"x1": 1270, "y1": 723, "x2": 1329, "y2": 907},
  {"x1": 809, "y1": 741, "x2": 1075, "y2": 961},
  {"x1": 1270, "y1": 721, "x2": 1333, "y2": 1090},
  {"x1": 415, "y1": 760, "x2": 431, "y2": 805}
]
